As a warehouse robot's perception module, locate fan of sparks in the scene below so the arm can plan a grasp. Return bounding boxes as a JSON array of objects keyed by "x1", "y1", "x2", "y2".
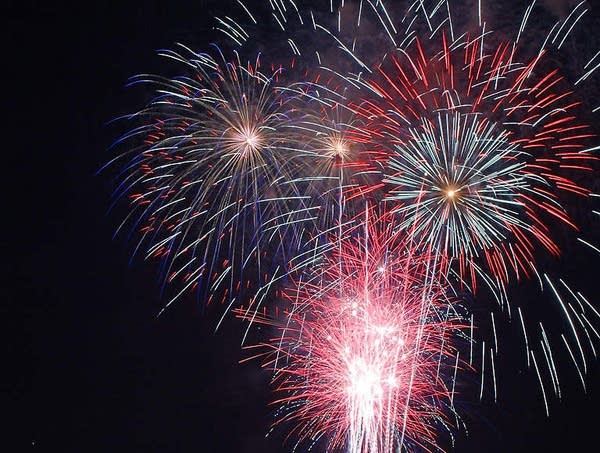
[{"x1": 237, "y1": 211, "x2": 466, "y2": 452}]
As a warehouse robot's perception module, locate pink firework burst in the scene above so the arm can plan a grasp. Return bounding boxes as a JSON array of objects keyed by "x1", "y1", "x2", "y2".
[{"x1": 239, "y1": 211, "x2": 466, "y2": 452}]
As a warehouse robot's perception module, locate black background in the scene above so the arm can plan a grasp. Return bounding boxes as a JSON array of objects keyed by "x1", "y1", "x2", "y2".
[{"x1": 9, "y1": 1, "x2": 600, "y2": 451}]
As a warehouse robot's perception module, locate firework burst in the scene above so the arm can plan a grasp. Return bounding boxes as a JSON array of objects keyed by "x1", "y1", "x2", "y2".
[
  {"x1": 240, "y1": 211, "x2": 466, "y2": 452},
  {"x1": 282, "y1": 76, "x2": 387, "y2": 236},
  {"x1": 111, "y1": 46, "x2": 324, "y2": 309},
  {"x1": 357, "y1": 31, "x2": 596, "y2": 290}
]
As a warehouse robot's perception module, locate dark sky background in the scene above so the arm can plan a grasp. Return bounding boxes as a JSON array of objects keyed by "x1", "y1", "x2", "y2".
[{"x1": 9, "y1": 0, "x2": 600, "y2": 452}]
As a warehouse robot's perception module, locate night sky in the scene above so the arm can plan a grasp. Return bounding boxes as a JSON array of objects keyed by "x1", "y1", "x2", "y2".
[{"x1": 10, "y1": 1, "x2": 600, "y2": 452}]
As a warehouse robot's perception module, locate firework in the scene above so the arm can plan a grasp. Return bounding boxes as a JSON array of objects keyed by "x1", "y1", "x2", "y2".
[
  {"x1": 239, "y1": 211, "x2": 466, "y2": 452},
  {"x1": 342, "y1": 2, "x2": 600, "y2": 409},
  {"x1": 111, "y1": 46, "x2": 328, "y2": 310},
  {"x1": 108, "y1": 1, "x2": 600, "y2": 451},
  {"x1": 282, "y1": 76, "x2": 388, "y2": 235},
  {"x1": 356, "y1": 30, "x2": 596, "y2": 291}
]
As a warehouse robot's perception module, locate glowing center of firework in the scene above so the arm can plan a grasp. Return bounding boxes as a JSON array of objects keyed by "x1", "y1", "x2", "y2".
[
  {"x1": 233, "y1": 126, "x2": 262, "y2": 155},
  {"x1": 327, "y1": 137, "x2": 348, "y2": 159},
  {"x1": 333, "y1": 141, "x2": 345, "y2": 155},
  {"x1": 243, "y1": 131, "x2": 259, "y2": 150},
  {"x1": 245, "y1": 133, "x2": 257, "y2": 147},
  {"x1": 344, "y1": 324, "x2": 403, "y2": 413},
  {"x1": 444, "y1": 187, "x2": 458, "y2": 200},
  {"x1": 347, "y1": 357, "x2": 384, "y2": 401}
]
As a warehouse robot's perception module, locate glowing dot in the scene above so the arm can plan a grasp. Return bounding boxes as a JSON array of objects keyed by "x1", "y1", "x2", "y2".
[
  {"x1": 245, "y1": 133, "x2": 257, "y2": 148},
  {"x1": 347, "y1": 358, "x2": 383, "y2": 399},
  {"x1": 329, "y1": 138, "x2": 347, "y2": 159},
  {"x1": 446, "y1": 189, "x2": 455, "y2": 198}
]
